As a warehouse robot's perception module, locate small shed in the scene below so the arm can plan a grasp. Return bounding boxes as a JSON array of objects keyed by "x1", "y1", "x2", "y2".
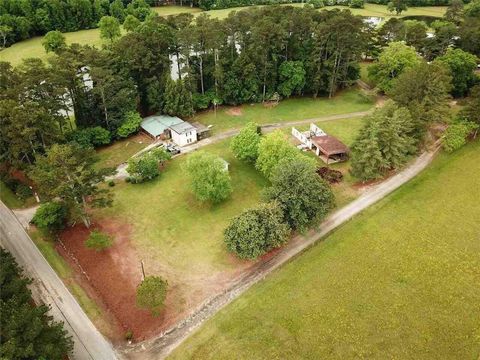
[
  {"x1": 141, "y1": 115, "x2": 184, "y2": 140},
  {"x1": 311, "y1": 135, "x2": 349, "y2": 164},
  {"x1": 192, "y1": 122, "x2": 211, "y2": 141}
]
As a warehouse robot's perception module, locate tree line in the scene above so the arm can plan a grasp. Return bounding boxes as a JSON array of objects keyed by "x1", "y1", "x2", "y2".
[{"x1": 0, "y1": 0, "x2": 153, "y2": 47}]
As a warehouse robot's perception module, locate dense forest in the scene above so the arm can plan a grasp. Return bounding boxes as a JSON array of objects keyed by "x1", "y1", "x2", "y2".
[
  {"x1": 0, "y1": 0, "x2": 154, "y2": 46},
  {"x1": 0, "y1": 2, "x2": 479, "y2": 171}
]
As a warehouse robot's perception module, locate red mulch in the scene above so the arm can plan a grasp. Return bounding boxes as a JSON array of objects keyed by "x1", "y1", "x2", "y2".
[{"x1": 57, "y1": 220, "x2": 172, "y2": 342}]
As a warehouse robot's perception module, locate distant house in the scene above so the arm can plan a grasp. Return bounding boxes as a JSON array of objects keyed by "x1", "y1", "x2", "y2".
[
  {"x1": 141, "y1": 115, "x2": 210, "y2": 147},
  {"x1": 292, "y1": 123, "x2": 349, "y2": 164}
]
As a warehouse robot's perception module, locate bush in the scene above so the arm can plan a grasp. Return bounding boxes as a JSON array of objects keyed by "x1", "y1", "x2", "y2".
[
  {"x1": 108, "y1": 180, "x2": 115, "y2": 187},
  {"x1": 442, "y1": 120, "x2": 478, "y2": 152},
  {"x1": 117, "y1": 111, "x2": 142, "y2": 138},
  {"x1": 349, "y1": 0, "x2": 364, "y2": 8},
  {"x1": 126, "y1": 148, "x2": 171, "y2": 183},
  {"x1": 309, "y1": 0, "x2": 325, "y2": 8},
  {"x1": 15, "y1": 184, "x2": 33, "y2": 200},
  {"x1": 84, "y1": 230, "x2": 113, "y2": 251},
  {"x1": 316, "y1": 167, "x2": 344, "y2": 183},
  {"x1": 224, "y1": 202, "x2": 290, "y2": 259},
  {"x1": 67, "y1": 127, "x2": 111, "y2": 148},
  {"x1": 136, "y1": 276, "x2": 168, "y2": 316},
  {"x1": 32, "y1": 202, "x2": 67, "y2": 232}
]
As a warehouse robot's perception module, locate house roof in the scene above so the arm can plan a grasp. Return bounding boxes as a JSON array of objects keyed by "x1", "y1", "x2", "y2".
[
  {"x1": 311, "y1": 135, "x2": 349, "y2": 156},
  {"x1": 141, "y1": 115, "x2": 184, "y2": 137},
  {"x1": 192, "y1": 122, "x2": 210, "y2": 134},
  {"x1": 170, "y1": 121, "x2": 196, "y2": 135}
]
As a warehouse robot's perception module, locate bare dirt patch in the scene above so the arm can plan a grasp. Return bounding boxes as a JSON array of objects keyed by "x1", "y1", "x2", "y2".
[
  {"x1": 226, "y1": 107, "x2": 243, "y2": 116},
  {"x1": 57, "y1": 220, "x2": 168, "y2": 342}
]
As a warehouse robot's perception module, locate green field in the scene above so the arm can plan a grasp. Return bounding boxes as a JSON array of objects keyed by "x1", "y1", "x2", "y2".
[
  {"x1": 194, "y1": 88, "x2": 373, "y2": 134},
  {"x1": 95, "y1": 134, "x2": 152, "y2": 169},
  {"x1": 0, "y1": 4, "x2": 446, "y2": 67},
  {"x1": 96, "y1": 115, "x2": 363, "y2": 285},
  {"x1": 169, "y1": 140, "x2": 480, "y2": 359}
]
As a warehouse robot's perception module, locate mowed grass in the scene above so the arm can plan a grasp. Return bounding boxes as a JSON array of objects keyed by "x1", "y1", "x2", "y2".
[
  {"x1": 194, "y1": 88, "x2": 373, "y2": 134},
  {"x1": 95, "y1": 133, "x2": 152, "y2": 169},
  {"x1": 96, "y1": 139, "x2": 267, "y2": 277},
  {"x1": 169, "y1": 141, "x2": 480, "y2": 360}
]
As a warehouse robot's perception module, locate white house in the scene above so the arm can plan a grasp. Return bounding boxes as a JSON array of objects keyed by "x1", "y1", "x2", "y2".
[{"x1": 169, "y1": 121, "x2": 197, "y2": 146}]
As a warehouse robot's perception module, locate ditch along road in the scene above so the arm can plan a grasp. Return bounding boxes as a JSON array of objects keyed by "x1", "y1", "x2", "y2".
[
  {"x1": 112, "y1": 109, "x2": 376, "y2": 180},
  {"x1": 0, "y1": 201, "x2": 119, "y2": 360},
  {"x1": 120, "y1": 145, "x2": 442, "y2": 360}
]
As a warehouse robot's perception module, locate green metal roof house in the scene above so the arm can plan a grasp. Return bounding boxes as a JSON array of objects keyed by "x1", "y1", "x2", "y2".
[{"x1": 140, "y1": 115, "x2": 184, "y2": 139}]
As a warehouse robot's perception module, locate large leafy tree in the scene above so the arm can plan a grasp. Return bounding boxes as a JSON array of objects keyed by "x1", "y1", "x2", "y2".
[
  {"x1": 435, "y1": 48, "x2": 478, "y2": 97},
  {"x1": 183, "y1": 151, "x2": 233, "y2": 203},
  {"x1": 98, "y1": 16, "x2": 121, "y2": 43},
  {"x1": 278, "y1": 61, "x2": 306, "y2": 98},
  {"x1": 368, "y1": 41, "x2": 421, "y2": 93},
  {"x1": 350, "y1": 100, "x2": 417, "y2": 182},
  {"x1": 459, "y1": 85, "x2": 480, "y2": 136},
  {"x1": 42, "y1": 30, "x2": 66, "y2": 53},
  {"x1": 29, "y1": 143, "x2": 114, "y2": 228},
  {"x1": 264, "y1": 157, "x2": 334, "y2": 231},
  {"x1": 224, "y1": 202, "x2": 290, "y2": 259},
  {"x1": 230, "y1": 122, "x2": 261, "y2": 163},
  {"x1": 0, "y1": 249, "x2": 73, "y2": 359},
  {"x1": 387, "y1": 0, "x2": 408, "y2": 15},
  {"x1": 388, "y1": 61, "x2": 452, "y2": 139},
  {"x1": 127, "y1": 147, "x2": 171, "y2": 183},
  {"x1": 255, "y1": 130, "x2": 301, "y2": 179}
]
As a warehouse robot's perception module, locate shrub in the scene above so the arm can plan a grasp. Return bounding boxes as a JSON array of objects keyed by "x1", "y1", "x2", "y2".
[
  {"x1": 67, "y1": 127, "x2": 111, "y2": 148},
  {"x1": 316, "y1": 167, "x2": 344, "y2": 183},
  {"x1": 108, "y1": 180, "x2": 115, "y2": 187},
  {"x1": 15, "y1": 183, "x2": 33, "y2": 200},
  {"x1": 32, "y1": 202, "x2": 67, "y2": 232},
  {"x1": 126, "y1": 148, "x2": 171, "y2": 183},
  {"x1": 85, "y1": 230, "x2": 113, "y2": 251},
  {"x1": 136, "y1": 276, "x2": 168, "y2": 316},
  {"x1": 117, "y1": 111, "x2": 142, "y2": 138},
  {"x1": 224, "y1": 202, "x2": 290, "y2": 259},
  {"x1": 349, "y1": 0, "x2": 364, "y2": 8},
  {"x1": 309, "y1": 0, "x2": 325, "y2": 9},
  {"x1": 442, "y1": 120, "x2": 478, "y2": 152}
]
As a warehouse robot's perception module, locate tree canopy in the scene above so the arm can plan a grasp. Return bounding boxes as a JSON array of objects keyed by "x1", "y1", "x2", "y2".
[
  {"x1": 0, "y1": 249, "x2": 73, "y2": 359},
  {"x1": 136, "y1": 276, "x2": 168, "y2": 316},
  {"x1": 230, "y1": 122, "x2": 261, "y2": 163},
  {"x1": 224, "y1": 202, "x2": 290, "y2": 259},
  {"x1": 183, "y1": 151, "x2": 233, "y2": 203},
  {"x1": 264, "y1": 157, "x2": 334, "y2": 231}
]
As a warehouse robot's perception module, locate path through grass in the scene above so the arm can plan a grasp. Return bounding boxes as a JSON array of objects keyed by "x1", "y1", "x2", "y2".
[{"x1": 169, "y1": 141, "x2": 480, "y2": 359}]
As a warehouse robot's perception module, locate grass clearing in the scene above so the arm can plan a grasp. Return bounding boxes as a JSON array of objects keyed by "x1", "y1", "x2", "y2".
[
  {"x1": 169, "y1": 140, "x2": 480, "y2": 359},
  {"x1": 95, "y1": 133, "x2": 153, "y2": 169},
  {"x1": 194, "y1": 88, "x2": 373, "y2": 134}
]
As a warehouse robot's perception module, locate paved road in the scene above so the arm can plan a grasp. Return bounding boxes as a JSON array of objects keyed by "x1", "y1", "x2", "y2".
[
  {"x1": 120, "y1": 147, "x2": 440, "y2": 359},
  {"x1": 112, "y1": 110, "x2": 374, "y2": 180},
  {"x1": 0, "y1": 201, "x2": 119, "y2": 360}
]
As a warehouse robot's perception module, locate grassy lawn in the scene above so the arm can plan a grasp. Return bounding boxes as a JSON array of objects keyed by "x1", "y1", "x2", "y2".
[
  {"x1": 169, "y1": 140, "x2": 480, "y2": 359},
  {"x1": 153, "y1": 5, "x2": 202, "y2": 16},
  {"x1": 96, "y1": 139, "x2": 267, "y2": 278},
  {"x1": 95, "y1": 133, "x2": 152, "y2": 169},
  {"x1": 194, "y1": 88, "x2": 373, "y2": 134}
]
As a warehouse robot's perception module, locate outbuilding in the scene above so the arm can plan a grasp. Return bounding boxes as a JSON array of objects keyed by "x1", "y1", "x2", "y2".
[{"x1": 311, "y1": 135, "x2": 349, "y2": 164}]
